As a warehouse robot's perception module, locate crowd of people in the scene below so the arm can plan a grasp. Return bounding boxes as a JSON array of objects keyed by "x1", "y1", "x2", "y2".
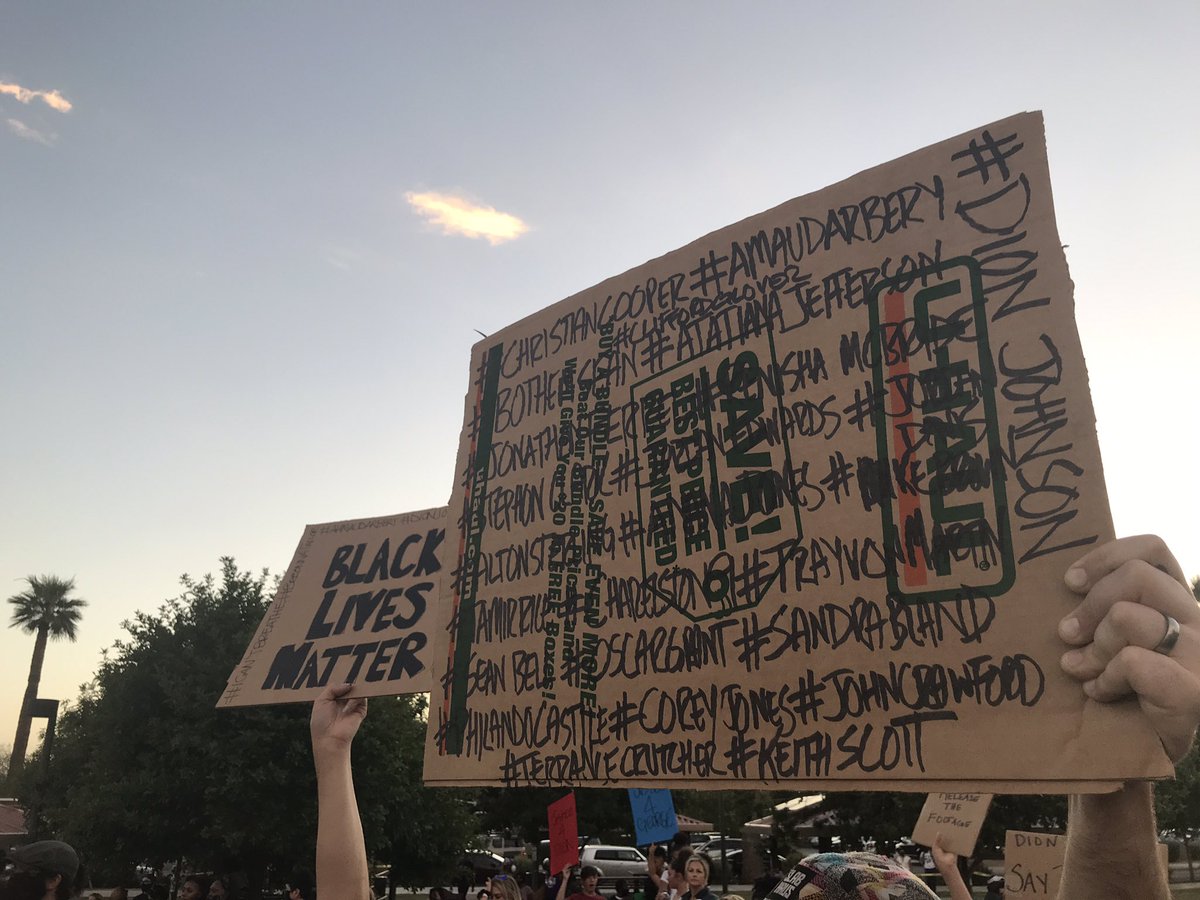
[{"x1": 5, "y1": 535, "x2": 1199, "y2": 899}]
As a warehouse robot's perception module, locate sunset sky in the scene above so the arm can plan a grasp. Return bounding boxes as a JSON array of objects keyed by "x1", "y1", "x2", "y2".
[{"x1": 2, "y1": 2, "x2": 1197, "y2": 754}]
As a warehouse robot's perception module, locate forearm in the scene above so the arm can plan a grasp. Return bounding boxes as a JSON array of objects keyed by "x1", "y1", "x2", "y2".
[
  {"x1": 933, "y1": 862, "x2": 971, "y2": 900},
  {"x1": 1060, "y1": 781, "x2": 1167, "y2": 900},
  {"x1": 315, "y1": 747, "x2": 371, "y2": 900}
]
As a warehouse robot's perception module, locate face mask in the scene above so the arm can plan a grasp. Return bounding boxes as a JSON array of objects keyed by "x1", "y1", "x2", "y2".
[{"x1": 1, "y1": 871, "x2": 49, "y2": 900}]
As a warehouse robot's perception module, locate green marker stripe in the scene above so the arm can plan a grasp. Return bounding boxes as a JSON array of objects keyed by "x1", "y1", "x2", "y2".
[{"x1": 445, "y1": 343, "x2": 504, "y2": 755}]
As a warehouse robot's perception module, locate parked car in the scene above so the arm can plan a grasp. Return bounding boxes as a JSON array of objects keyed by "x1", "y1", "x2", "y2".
[
  {"x1": 579, "y1": 845, "x2": 648, "y2": 878},
  {"x1": 459, "y1": 850, "x2": 507, "y2": 885},
  {"x1": 695, "y1": 838, "x2": 743, "y2": 856},
  {"x1": 712, "y1": 848, "x2": 787, "y2": 882}
]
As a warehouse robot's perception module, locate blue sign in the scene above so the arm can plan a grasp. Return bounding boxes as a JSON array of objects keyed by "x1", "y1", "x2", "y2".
[{"x1": 628, "y1": 788, "x2": 678, "y2": 846}]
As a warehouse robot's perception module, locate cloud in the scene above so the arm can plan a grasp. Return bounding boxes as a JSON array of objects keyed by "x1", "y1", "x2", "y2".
[
  {"x1": 405, "y1": 191, "x2": 529, "y2": 245},
  {"x1": 0, "y1": 82, "x2": 73, "y2": 112},
  {"x1": 6, "y1": 118, "x2": 54, "y2": 145}
]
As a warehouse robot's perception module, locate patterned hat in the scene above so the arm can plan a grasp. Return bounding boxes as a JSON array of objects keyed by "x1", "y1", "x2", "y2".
[{"x1": 766, "y1": 853, "x2": 937, "y2": 900}]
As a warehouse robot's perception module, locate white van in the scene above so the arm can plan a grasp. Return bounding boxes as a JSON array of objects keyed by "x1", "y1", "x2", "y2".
[{"x1": 579, "y1": 845, "x2": 648, "y2": 878}]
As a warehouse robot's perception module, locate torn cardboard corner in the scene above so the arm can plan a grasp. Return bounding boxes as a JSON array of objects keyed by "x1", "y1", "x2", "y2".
[
  {"x1": 423, "y1": 111, "x2": 1173, "y2": 789},
  {"x1": 218, "y1": 507, "x2": 447, "y2": 708}
]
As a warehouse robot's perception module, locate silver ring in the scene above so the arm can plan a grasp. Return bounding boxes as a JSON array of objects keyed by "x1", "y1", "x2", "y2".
[{"x1": 1153, "y1": 614, "x2": 1181, "y2": 656}]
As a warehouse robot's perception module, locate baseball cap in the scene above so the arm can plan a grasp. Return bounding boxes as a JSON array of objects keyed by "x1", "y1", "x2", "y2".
[
  {"x1": 766, "y1": 853, "x2": 937, "y2": 900},
  {"x1": 8, "y1": 840, "x2": 80, "y2": 881}
]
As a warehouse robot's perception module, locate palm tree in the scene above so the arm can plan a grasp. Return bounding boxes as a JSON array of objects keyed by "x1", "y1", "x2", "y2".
[{"x1": 6, "y1": 575, "x2": 86, "y2": 783}]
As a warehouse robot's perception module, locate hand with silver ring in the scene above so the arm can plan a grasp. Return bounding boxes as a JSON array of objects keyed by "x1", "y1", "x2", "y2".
[
  {"x1": 1154, "y1": 614, "x2": 1182, "y2": 656},
  {"x1": 1058, "y1": 535, "x2": 1200, "y2": 762}
]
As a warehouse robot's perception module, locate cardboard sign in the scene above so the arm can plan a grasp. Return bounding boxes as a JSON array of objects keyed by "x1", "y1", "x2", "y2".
[
  {"x1": 218, "y1": 509, "x2": 445, "y2": 706},
  {"x1": 549, "y1": 792, "x2": 580, "y2": 874},
  {"x1": 629, "y1": 788, "x2": 679, "y2": 845},
  {"x1": 422, "y1": 112, "x2": 1173, "y2": 789},
  {"x1": 1003, "y1": 830, "x2": 1064, "y2": 897},
  {"x1": 911, "y1": 792, "x2": 992, "y2": 857}
]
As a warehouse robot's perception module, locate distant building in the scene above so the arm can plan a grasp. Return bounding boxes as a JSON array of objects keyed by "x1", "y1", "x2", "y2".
[{"x1": 0, "y1": 798, "x2": 29, "y2": 853}]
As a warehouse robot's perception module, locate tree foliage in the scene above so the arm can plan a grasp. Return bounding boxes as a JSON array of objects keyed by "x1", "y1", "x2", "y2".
[{"x1": 18, "y1": 559, "x2": 475, "y2": 891}]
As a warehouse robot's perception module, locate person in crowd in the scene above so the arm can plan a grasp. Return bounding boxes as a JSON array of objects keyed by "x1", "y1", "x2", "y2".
[
  {"x1": 1056, "y1": 534, "x2": 1198, "y2": 899},
  {"x1": 178, "y1": 878, "x2": 206, "y2": 900},
  {"x1": 488, "y1": 873, "x2": 521, "y2": 900},
  {"x1": 645, "y1": 845, "x2": 668, "y2": 897},
  {"x1": 678, "y1": 856, "x2": 715, "y2": 900},
  {"x1": 286, "y1": 871, "x2": 314, "y2": 900},
  {"x1": 109, "y1": 887, "x2": 129, "y2": 900},
  {"x1": 929, "y1": 833, "x2": 972, "y2": 900},
  {"x1": 610, "y1": 878, "x2": 631, "y2": 900},
  {"x1": 556, "y1": 865, "x2": 602, "y2": 900},
  {"x1": 476, "y1": 890, "x2": 491, "y2": 900},
  {"x1": 88, "y1": 893, "x2": 102, "y2": 900},
  {"x1": 310, "y1": 682, "x2": 371, "y2": 900},
  {"x1": 207, "y1": 877, "x2": 229, "y2": 900},
  {"x1": 984, "y1": 874, "x2": 1004, "y2": 899},
  {"x1": 1, "y1": 840, "x2": 79, "y2": 900},
  {"x1": 653, "y1": 847, "x2": 694, "y2": 900},
  {"x1": 918, "y1": 849, "x2": 936, "y2": 890}
]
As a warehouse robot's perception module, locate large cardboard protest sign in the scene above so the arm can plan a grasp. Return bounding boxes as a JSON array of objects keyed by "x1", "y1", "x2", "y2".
[
  {"x1": 1003, "y1": 830, "x2": 1064, "y2": 897},
  {"x1": 911, "y1": 792, "x2": 992, "y2": 857},
  {"x1": 423, "y1": 112, "x2": 1171, "y2": 788},
  {"x1": 218, "y1": 508, "x2": 445, "y2": 707}
]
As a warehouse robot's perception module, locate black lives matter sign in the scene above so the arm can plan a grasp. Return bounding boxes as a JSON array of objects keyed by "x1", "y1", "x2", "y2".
[{"x1": 219, "y1": 508, "x2": 446, "y2": 707}]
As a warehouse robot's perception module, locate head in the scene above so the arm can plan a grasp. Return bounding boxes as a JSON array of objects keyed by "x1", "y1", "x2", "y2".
[
  {"x1": 208, "y1": 877, "x2": 230, "y2": 900},
  {"x1": 111, "y1": 888, "x2": 130, "y2": 900},
  {"x1": 3, "y1": 841, "x2": 80, "y2": 900},
  {"x1": 476, "y1": 890, "x2": 490, "y2": 900},
  {"x1": 772, "y1": 853, "x2": 937, "y2": 900},
  {"x1": 488, "y1": 874, "x2": 520, "y2": 900},
  {"x1": 179, "y1": 877, "x2": 206, "y2": 900},
  {"x1": 684, "y1": 857, "x2": 709, "y2": 892},
  {"x1": 578, "y1": 867, "x2": 600, "y2": 894},
  {"x1": 652, "y1": 846, "x2": 667, "y2": 864},
  {"x1": 614, "y1": 879, "x2": 629, "y2": 898},
  {"x1": 668, "y1": 848, "x2": 693, "y2": 892}
]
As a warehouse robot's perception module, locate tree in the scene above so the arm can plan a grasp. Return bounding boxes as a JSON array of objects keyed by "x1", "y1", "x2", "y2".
[
  {"x1": 1157, "y1": 740, "x2": 1200, "y2": 879},
  {"x1": 17, "y1": 559, "x2": 475, "y2": 893},
  {"x1": 7, "y1": 575, "x2": 87, "y2": 784}
]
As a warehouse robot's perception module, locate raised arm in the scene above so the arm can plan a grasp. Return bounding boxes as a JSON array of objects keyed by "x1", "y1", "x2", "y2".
[
  {"x1": 1056, "y1": 536, "x2": 1200, "y2": 900},
  {"x1": 930, "y1": 834, "x2": 972, "y2": 900},
  {"x1": 311, "y1": 683, "x2": 372, "y2": 900}
]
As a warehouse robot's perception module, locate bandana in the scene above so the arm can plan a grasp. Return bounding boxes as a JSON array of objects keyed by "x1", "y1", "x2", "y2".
[{"x1": 766, "y1": 853, "x2": 937, "y2": 900}]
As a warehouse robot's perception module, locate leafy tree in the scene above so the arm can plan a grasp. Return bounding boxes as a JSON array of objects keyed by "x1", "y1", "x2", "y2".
[
  {"x1": 7, "y1": 575, "x2": 87, "y2": 784},
  {"x1": 1157, "y1": 740, "x2": 1200, "y2": 879},
  {"x1": 18, "y1": 559, "x2": 475, "y2": 893}
]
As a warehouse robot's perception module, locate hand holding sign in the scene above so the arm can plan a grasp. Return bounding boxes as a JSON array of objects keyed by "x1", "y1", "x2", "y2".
[{"x1": 911, "y1": 792, "x2": 992, "y2": 857}]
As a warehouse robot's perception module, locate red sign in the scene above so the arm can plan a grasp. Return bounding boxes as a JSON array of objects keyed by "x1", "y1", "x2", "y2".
[{"x1": 548, "y1": 792, "x2": 579, "y2": 875}]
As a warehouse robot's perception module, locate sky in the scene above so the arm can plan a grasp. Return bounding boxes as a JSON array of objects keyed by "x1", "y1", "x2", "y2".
[{"x1": 2, "y1": 2, "x2": 1198, "y2": 758}]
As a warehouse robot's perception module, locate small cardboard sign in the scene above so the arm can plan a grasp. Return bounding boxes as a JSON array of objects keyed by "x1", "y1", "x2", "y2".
[
  {"x1": 911, "y1": 792, "x2": 992, "y2": 857},
  {"x1": 629, "y1": 788, "x2": 679, "y2": 845},
  {"x1": 549, "y1": 792, "x2": 580, "y2": 874},
  {"x1": 218, "y1": 508, "x2": 446, "y2": 707},
  {"x1": 1003, "y1": 830, "x2": 1065, "y2": 897}
]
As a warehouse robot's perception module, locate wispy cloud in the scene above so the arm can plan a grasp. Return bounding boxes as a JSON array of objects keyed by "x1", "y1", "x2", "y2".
[
  {"x1": 0, "y1": 82, "x2": 73, "y2": 113},
  {"x1": 405, "y1": 191, "x2": 529, "y2": 245},
  {"x1": 6, "y1": 118, "x2": 54, "y2": 145}
]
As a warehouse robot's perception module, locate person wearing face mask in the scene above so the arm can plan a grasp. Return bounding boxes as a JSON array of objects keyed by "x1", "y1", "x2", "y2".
[{"x1": 2, "y1": 840, "x2": 79, "y2": 900}]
